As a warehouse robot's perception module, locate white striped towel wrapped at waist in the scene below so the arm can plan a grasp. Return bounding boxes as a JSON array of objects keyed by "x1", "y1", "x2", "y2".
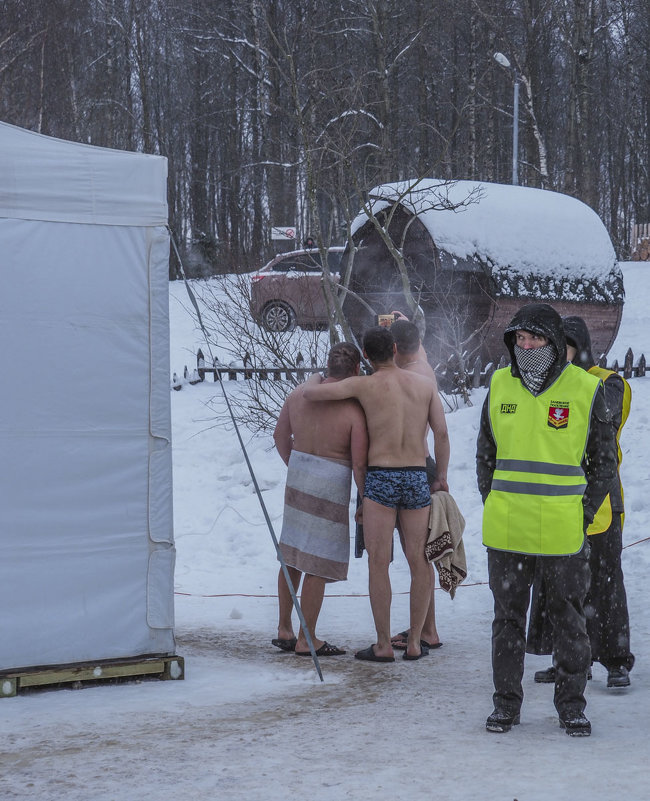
[{"x1": 278, "y1": 450, "x2": 352, "y2": 582}]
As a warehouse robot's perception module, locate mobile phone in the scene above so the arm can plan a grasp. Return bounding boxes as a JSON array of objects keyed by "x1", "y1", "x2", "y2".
[{"x1": 377, "y1": 313, "x2": 398, "y2": 328}]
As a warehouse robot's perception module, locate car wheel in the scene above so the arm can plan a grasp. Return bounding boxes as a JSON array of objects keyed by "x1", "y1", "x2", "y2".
[{"x1": 262, "y1": 301, "x2": 296, "y2": 332}]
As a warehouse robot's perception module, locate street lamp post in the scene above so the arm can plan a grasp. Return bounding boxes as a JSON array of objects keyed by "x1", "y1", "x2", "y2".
[{"x1": 494, "y1": 52, "x2": 519, "y2": 186}]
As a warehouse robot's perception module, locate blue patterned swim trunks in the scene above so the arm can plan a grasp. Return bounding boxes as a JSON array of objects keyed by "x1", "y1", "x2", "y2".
[{"x1": 364, "y1": 466, "x2": 431, "y2": 510}]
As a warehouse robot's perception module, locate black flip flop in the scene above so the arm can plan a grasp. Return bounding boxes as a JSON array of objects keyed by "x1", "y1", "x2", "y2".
[
  {"x1": 295, "y1": 641, "x2": 346, "y2": 657},
  {"x1": 271, "y1": 637, "x2": 297, "y2": 652},
  {"x1": 392, "y1": 631, "x2": 443, "y2": 651},
  {"x1": 390, "y1": 630, "x2": 410, "y2": 650},
  {"x1": 354, "y1": 644, "x2": 395, "y2": 663},
  {"x1": 403, "y1": 644, "x2": 430, "y2": 661}
]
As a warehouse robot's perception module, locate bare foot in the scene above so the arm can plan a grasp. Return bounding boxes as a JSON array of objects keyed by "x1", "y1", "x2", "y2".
[{"x1": 295, "y1": 637, "x2": 323, "y2": 653}]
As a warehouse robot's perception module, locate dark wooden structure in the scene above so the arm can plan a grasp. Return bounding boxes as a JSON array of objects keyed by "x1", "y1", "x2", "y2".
[{"x1": 342, "y1": 182, "x2": 624, "y2": 366}]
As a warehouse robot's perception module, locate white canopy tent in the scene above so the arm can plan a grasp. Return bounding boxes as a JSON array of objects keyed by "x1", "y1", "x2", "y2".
[{"x1": 0, "y1": 121, "x2": 176, "y2": 672}]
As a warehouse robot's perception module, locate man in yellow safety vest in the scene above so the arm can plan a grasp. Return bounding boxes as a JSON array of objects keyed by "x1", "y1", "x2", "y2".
[
  {"x1": 527, "y1": 315, "x2": 634, "y2": 689},
  {"x1": 476, "y1": 303, "x2": 616, "y2": 737}
]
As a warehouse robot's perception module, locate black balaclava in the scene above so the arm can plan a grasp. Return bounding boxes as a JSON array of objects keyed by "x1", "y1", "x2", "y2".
[
  {"x1": 503, "y1": 303, "x2": 565, "y2": 395},
  {"x1": 513, "y1": 340, "x2": 556, "y2": 394}
]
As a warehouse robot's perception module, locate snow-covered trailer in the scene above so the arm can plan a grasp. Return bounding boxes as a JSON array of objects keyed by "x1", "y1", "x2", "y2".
[
  {"x1": 0, "y1": 122, "x2": 180, "y2": 692},
  {"x1": 343, "y1": 179, "x2": 624, "y2": 367}
]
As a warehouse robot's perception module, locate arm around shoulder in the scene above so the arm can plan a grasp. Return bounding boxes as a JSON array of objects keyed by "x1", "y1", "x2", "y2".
[{"x1": 303, "y1": 374, "x2": 361, "y2": 402}]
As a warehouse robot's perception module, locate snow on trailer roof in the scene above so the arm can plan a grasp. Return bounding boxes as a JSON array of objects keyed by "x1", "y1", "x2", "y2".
[{"x1": 353, "y1": 179, "x2": 623, "y2": 303}]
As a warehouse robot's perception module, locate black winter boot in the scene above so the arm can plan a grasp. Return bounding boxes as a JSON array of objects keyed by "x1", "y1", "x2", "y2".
[
  {"x1": 534, "y1": 665, "x2": 592, "y2": 683},
  {"x1": 607, "y1": 666, "x2": 630, "y2": 688},
  {"x1": 559, "y1": 712, "x2": 591, "y2": 737},
  {"x1": 486, "y1": 708, "x2": 521, "y2": 733}
]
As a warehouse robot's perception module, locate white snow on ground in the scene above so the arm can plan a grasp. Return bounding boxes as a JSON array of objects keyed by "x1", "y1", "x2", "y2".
[{"x1": 1, "y1": 264, "x2": 648, "y2": 801}]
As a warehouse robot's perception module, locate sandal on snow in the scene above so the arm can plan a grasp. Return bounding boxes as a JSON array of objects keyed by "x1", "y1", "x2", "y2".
[
  {"x1": 403, "y1": 644, "x2": 430, "y2": 661},
  {"x1": 271, "y1": 637, "x2": 297, "y2": 652},
  {"x1": 295, "y1": 641, "x2": 346, "y2": 657},
  {"x1": 391, "y1": 630, "x2": 443, "y2": 651},
  {"x1": 354, "y1": 645, "x2": 395, "y2": 663}
]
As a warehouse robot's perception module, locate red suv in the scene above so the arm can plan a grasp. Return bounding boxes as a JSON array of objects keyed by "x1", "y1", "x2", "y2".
[{"x1": 250, "y1": 247, "x2": 345, "y2": 332}]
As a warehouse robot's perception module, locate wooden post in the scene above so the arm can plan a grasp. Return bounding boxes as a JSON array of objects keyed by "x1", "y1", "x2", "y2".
[
  {"x1": 243, "y1": 351, "x2": 252, "y2": 379},
  {"x1": 637, "y1": 354, "x2": 646, "y2": 377},
  {"x1": 472, "y1": 355, "x2": 482, "y2": 388},
  {"x1": 624, "y1": 348, "x2": 634, "y2": 379},
  {"x1": 197, "y1": 348, "x2": 206, "y2": 381}
]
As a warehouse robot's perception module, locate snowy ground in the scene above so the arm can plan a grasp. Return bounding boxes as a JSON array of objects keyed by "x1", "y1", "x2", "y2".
[{"x1": 1, "y1": 264, "x2": 649, "y2": 800}]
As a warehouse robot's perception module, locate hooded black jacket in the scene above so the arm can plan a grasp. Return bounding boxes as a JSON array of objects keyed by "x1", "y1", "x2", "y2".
[
  {"x1": 564, "y1": 314, "x2": 626, "y2": 512},
  {"x1": 503, "y1": 302, "x2": 567, "y2": 385},
  {"x1": 476, "y1": 303, "x2": 617, "y2": 529},
  {"x1": 563, "y1": 315, "x2": 595, "y2": 371}
]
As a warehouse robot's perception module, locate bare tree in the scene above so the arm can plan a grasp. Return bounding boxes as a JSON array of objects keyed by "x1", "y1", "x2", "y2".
[
  {"x1": 189, "y1": 275, "x2": 331, "y2": 433},
  {"x1": 2, "y1": 0, "x2": 649, "y2": 269}
]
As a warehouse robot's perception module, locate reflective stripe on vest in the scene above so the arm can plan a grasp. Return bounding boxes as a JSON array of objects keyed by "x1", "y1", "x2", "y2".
[
  {"x1": 586, "y1": 366, "x2": 631, "y2": 534},
  {"x1": 482, "y1": 363, "x2": 601, "y2": 555}
]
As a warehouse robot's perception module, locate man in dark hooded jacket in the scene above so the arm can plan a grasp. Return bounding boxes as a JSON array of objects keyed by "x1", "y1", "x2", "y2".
[
  {"x1": 476, "y1": 303, "x2": 616, "y2": 737},
  {"x1": 527, "y1": 315, "x2": 634, "y2": 688}
]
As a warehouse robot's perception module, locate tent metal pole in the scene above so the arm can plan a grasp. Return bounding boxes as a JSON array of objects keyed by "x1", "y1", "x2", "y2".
[{"x1": 168, "y1": 229, "x2": 324, "y2": 681}]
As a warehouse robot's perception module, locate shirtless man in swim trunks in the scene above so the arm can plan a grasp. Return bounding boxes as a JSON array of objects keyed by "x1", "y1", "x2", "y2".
[
  {"x1": 390, "y1": 314, "x2": 448, "y2": 652},
  {"x1": 273, "y1": 342, "x2": 368, "y2": 657},
  {"x1": 304, "y1": 327, "x2": 450, "y2": 661}
]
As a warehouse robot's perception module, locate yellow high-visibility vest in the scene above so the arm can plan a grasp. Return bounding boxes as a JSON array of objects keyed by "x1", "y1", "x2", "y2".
[
  {"x1": 482, "y1": 363, "x2": 601, "y2": 555},
  {"x1": 586, "y1": 366, "x2": 631, "y2": 534}
]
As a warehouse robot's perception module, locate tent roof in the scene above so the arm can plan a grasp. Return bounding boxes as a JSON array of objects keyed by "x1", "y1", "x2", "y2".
[
  {"x1": 353, "y1": 179, "x2": 623, "y2": 303},
  {"x1": 0, "y1": 120, "x2": 167, "y2": 226}
]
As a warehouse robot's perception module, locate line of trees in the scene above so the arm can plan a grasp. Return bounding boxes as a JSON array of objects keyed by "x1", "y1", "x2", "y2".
[{"x1": 2, "y1": 0, "x2": 649, "y2": 276}]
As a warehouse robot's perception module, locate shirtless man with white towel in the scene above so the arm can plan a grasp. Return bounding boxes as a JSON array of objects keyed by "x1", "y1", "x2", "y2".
[{"x1": 272, "y1": 342, "x2": 368, "y2": 657}]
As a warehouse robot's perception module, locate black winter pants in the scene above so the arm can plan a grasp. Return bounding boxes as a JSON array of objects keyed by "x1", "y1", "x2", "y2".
[
  {"x1": 585, "y1": 514, "x2": 634, "y2": 671},
  {"x1": 488, "y1": 545, "x2": 591, "y2": 719},
  {"x1": 527, "y1": 514, "x2": 634, "y2": 671}
]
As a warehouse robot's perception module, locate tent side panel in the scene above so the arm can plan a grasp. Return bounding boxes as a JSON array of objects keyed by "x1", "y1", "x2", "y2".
[{"x1": 0, "y1": 219, "x2": 175, "y2": 671}]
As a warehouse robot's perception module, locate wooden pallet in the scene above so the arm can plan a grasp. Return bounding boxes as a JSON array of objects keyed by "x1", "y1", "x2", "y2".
[{"x1": 0, "y1": 654, "x2": 185, "y2": 698}]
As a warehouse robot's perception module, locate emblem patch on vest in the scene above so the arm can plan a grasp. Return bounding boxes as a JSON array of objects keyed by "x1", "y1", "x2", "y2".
[
  {"x1": 500, "y1": 403, "x2": 517, "y2": 414},
  {"x1": 548, "y1": 401, "x2": 569, "y2": 429}
]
